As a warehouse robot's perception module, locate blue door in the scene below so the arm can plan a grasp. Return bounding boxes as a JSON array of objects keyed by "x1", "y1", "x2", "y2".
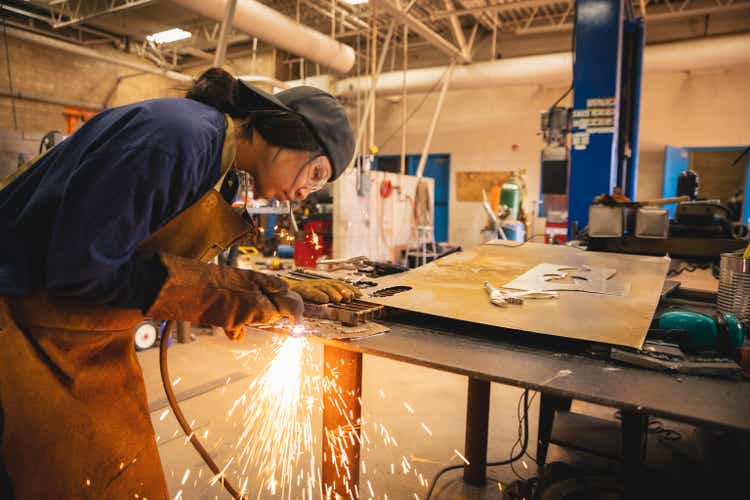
[
  {"x1": 406, "y1": 155, "x2": 450, "y2": 242},
  {"x1": 372, "y1": 154, "x2": 451, "y2": 243},
  {"x1": 662, "y1": 145, "x2": 689, "y2": 218}
]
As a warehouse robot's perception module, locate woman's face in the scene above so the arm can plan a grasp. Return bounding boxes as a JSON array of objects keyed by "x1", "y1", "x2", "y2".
[{"x1": 235, "y1": 128, "x2": 331, "y2": 202}]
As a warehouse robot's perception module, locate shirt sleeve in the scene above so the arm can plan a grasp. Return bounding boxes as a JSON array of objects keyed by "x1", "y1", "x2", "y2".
[{"x1": 45, "y1": 145, "x2": 215, "y2": 310}]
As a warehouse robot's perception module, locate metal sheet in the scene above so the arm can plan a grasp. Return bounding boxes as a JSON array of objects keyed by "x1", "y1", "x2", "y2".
[
  {"x1": 503, "y1": 262, "x2": 630, "y2": 296},
  {"x1": 364, "y1": 242, "x2": 670, "y2": 348}
]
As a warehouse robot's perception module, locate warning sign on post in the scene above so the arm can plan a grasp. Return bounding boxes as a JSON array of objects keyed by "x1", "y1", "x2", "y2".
[{"x1": 572, "y1": 96, "x2": 617, "y2": 142}]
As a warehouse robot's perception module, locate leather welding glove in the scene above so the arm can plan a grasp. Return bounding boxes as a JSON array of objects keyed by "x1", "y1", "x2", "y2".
[
  {"x1": 282, "y1": 278, "x2": 362, "y2": 304},
  {"x1": 147, "y1": 254, "x2": 300, "y2": 340}
]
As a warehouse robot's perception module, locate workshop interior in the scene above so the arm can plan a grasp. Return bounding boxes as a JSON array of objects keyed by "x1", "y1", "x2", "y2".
[{"x1": 1, "y1": 0, "x2": 749, "y2": 499}]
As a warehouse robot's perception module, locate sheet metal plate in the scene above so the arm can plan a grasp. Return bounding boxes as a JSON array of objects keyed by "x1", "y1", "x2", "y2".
[{"x1": 364, "y1": 242, "x2": 669, "y2": 349}]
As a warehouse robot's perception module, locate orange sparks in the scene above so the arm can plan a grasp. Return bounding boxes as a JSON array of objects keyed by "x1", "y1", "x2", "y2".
[{"x1": 310, "y1": 230, "x2": 322, "y2": 250}]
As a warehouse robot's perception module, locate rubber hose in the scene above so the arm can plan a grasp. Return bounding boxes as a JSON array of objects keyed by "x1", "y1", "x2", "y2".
[{"x1": 159, "y1": 320, "x2": 245, "y2": 499}]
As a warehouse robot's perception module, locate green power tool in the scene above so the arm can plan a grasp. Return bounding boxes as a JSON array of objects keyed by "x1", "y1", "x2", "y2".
[{"x1": 656, "y1": 310, "x2": 745, "y2": 355}]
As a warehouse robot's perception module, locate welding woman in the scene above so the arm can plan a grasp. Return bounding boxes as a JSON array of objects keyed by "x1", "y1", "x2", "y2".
[{"x1": 0, "y1": 68, "x2": 359, "y2": 499}]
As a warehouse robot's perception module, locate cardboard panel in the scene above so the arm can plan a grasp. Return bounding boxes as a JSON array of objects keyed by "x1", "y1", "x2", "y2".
[{"x1": 455, "y1": 171, "x2": 513, "y2": 202}]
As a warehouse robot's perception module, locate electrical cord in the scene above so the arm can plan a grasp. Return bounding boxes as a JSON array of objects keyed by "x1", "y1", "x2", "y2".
[
  {"x1": 377, "y1": 64, "x2": 453, "y2": 151},
  {"x1": 160, "y1": 320, "x2": 246, "y2": 499},
  {"x1": 424, "y1": 390, "x2": 531, "y2": 499},
  {"x1": 544, "y1": 5, "x2": 577, "y2": 132},
  {"x1": 614, "y1": 410, "x2": 682, "y2": 442},
  {"x1": 667, "y1": 260, "x2": 711, "y2": 277},
  {"x1": 509, "y1": 391, "x2": 538, "y2": 480},
  {"x1": 1, "y1": 14, "x2": 18, "y2": 130},
  {"x1": 508, "y1": 390, "x2": 535, "y2": 481},
  {"x1": 729, "y1": 146, "x2": 749, "y2": 168}
]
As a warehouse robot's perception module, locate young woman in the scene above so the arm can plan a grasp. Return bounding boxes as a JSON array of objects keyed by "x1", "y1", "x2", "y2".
[{"x1": 0, "y1": 68, "x2": 358, "y2": 499}]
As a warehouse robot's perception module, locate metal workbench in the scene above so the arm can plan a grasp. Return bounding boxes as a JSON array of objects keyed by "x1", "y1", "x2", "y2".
[{"x1": 317, "y1": 305, "x2": 750, "y2": 496}]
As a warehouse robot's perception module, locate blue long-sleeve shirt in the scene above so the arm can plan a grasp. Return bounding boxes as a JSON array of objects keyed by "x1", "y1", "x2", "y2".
[{"x1": 0, "y1": 98, "x2": 228, "y2": 307}]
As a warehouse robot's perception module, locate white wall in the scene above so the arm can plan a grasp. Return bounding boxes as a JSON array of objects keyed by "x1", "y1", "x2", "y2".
[
  {"x1": 637, "y1": 66, "x2": 750, "y2": 200},
  {"x1": 333, "y1": 169, "x2": 434, "y2": 260},
  {"x1": 374, "y1": 65, "x2": 750, "y2": 249}
]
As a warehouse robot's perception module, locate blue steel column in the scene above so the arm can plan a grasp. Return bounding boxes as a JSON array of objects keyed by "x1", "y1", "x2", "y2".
[
  {"x1": 623, "y1": 18, "x2": 645, "y2": 200},
  {"x1": 568, "y1": 0, "x2": 624, "y2": 236}
]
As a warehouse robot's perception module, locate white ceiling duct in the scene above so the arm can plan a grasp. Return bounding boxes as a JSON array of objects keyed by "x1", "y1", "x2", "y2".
[
  {"x1": 334, "y1": 33, "x2": 750, "y2": 96},
  {"x1": 170, "y1": 0, "x2": 356, "y2": 74}
]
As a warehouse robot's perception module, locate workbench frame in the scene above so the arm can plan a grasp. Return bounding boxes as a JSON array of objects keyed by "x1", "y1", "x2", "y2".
[{"x1": 318, "y1": 310, "x2": 750, "y2": 496}]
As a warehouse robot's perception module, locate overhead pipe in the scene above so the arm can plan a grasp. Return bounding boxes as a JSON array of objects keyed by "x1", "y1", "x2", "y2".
[
  {"x1": 213, "y1": 0, "x2": 238, "y2": 67},
  {"x1": 4, "y1": 26, "x2": 194, "y2": 83},
  {"x1": 352, "y1": 21, "x2": 398, "y2": 164},
  {"x1": 0, "y1": 88, "x2": 104, "y2": 111},
  {"x1": 237, "y1": 75, "x2": 290, "y2": 90},
  {"x1": 170, "y1": 0, "x2": 356, "y2": 74},
  {"x1": 400, "y1": 24, "x2": 408, "y2": 175},
  {"x1": 334, "y1": 33, "x2": 750, "y2": 97},
  {"x1": 415, "y1": 63, "x2": 454, "y2": 179}
]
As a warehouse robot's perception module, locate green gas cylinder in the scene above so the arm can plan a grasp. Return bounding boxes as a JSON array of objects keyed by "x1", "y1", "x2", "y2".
[{"x1": 500, "y1": 177, "x2": 521, "y2": 220}]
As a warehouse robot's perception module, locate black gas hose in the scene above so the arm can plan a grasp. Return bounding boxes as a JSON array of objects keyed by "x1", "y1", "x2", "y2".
[{"x1": 159, "y1": 320, "x2": 245, "y2": 499}]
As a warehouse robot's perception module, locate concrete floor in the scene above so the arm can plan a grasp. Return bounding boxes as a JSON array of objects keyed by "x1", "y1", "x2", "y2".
[{"x1": 138, "y1": 324, "x2": 740, "y2": 500}]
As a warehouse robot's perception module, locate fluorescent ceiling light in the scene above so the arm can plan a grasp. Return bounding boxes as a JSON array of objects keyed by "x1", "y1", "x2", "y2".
[
  {"x1": 343, "y1": 0, "x2": 369, "y2": 4},
  {"x1": 147, "y1": 28, "x2": 192, "y2": 44}
]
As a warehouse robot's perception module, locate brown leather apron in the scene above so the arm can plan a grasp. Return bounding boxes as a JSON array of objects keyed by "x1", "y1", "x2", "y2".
[{"x1": 0, "y1": 117, "x2": 250, "y2": 499}]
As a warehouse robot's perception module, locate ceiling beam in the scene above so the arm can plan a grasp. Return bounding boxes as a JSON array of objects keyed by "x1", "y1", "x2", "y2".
[
  {"x1": 431, "y1": 0, "x2": 568, "y2": 21},
  {"x1": 371, "y1": 0, "x2": 471, "y2": 62},
  {"x1": 443, "y1": 0, "x2": 469, "y2": 59},
  {"x1": 511, "y1": 2, "x2": 750, "y2": 34},
  {"x1": 50, "y1": 0, "x2": 157, "y2": 29}
]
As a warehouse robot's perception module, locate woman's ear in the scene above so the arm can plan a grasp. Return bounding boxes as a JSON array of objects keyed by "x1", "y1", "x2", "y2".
[{"x1": 235, "y1": 117, "x2": 254, "y2": 142}]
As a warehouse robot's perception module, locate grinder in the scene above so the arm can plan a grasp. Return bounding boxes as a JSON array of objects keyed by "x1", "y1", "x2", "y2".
[{"x1": 655, "y1": 310, "x2": 745, "y2": 355}]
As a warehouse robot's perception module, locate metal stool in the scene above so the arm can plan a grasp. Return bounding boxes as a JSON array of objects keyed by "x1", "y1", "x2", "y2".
[{"x1": 405, "y1": 225, "x2": 438, "y2": 268}]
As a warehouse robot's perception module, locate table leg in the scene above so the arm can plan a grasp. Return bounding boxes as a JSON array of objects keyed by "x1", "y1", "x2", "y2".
[
  {"x1": 176, "y1": 321, "x2": 191, "y2": 343},
  {"x1": 620, "y1": 409, "x2": 647, "y2": 495},
  {"x1": 322, "y1": 345, "x2": 363, "y2": 498},
  {"x1": 463, "y1": 377, "x2": 491, "y2": 485},
  {"x1": 536, "y1": 393, "x2": 572, "y2": 467}
]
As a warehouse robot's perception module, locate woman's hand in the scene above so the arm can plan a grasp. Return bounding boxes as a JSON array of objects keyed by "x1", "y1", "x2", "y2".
[
  {"x1": 147, "y1": 254, "x2": 301, "y2": 341},
  {"x1": 284, "y1": 279, "x2": 362, "y2": 304},
  {"x1": 268, "y1": 290, "x2": 304, "y2": 325}
]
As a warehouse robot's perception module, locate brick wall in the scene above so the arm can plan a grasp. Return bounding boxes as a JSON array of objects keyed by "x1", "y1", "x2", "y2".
[
  {"x1": 0, "y1": 35, "x2": 277, "y2": 175},
  {"x1": 0, "y1": 36, "x2": 278, "y2": 133}
]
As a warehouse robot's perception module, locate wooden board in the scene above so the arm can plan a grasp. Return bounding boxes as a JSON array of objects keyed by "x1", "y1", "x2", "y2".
[
  {"x1": 364, "y1": 242, "x2": 670, "y2": 349},
  {"x1": 689, "y1": 149, "x2": 747, "y2": 202},
  {"x1": 455, "y1": 171, "x2": 513, "y2": 202}
]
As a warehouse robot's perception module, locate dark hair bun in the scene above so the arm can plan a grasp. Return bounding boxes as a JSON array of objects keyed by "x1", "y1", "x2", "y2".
[{"x1": 186, "y1": 68, "x2": 247, "y2": 118}]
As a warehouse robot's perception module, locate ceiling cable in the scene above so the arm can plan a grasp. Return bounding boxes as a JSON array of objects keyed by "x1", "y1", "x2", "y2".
[{"x1": 1, "y1": 16, "x2": 18, "y2": 130}]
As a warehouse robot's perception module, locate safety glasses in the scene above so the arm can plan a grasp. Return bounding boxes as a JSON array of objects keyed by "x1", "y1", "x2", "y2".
[{"x1": 291, "y1": 152, "x2": 332, "y2": 194}]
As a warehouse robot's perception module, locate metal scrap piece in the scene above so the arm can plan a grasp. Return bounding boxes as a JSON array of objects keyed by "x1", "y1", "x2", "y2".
[
  {"x1": 303, "y1": 299, "x2": 384, "y2": 326},
  {"x1": 504, "y1": 263, "x2": 629, "y2": 296}
]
